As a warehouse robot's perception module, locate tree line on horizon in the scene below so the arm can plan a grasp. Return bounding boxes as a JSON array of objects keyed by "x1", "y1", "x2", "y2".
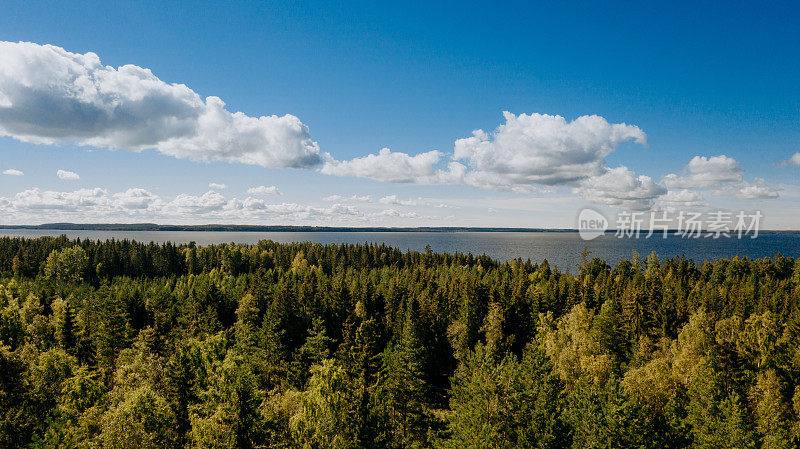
[{"x1": 0, "y1": 235, "x2": 799, "y2": 448}]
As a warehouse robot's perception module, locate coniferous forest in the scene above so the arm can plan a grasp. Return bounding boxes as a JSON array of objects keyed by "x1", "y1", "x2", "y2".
[{"x1": 0, "y1": 236, "x2": 799, "y2": 449}]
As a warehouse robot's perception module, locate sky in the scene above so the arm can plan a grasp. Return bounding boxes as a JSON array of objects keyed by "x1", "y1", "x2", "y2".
[{"x1": 1, "y1": 0, "x2": 798, "y2": 228}]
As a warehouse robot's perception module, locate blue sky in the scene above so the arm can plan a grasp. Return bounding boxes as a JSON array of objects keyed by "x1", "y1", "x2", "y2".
[{"x1": 1, "y1": 1, "x2": 798, "y2": 227}]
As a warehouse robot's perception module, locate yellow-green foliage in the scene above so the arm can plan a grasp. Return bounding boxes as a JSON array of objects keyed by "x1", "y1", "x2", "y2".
[{"x1": 0, "y1": 236, "x2": 798, "y2": 448}]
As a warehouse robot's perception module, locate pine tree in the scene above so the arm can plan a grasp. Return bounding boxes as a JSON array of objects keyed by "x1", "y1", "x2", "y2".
[
  {"x1": 374, "y1": 313, "x2": 430, "y2": 448},
  {"x1": 58, "y1": 300, "x2": 77, "y2": 352},
  {"x1": 592, "y1": 297, "x2": 628, "y2": 366},
  {"x1": 12, "y1": 255, "x2": 21, "y2": 278},
  {"x1": 291, "y1": 318, "x2": 333, "y2": 388}
]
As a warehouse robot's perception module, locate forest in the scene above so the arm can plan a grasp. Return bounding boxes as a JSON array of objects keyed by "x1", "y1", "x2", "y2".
[{"x1": 0, "y1": 235, "x2": 798, "y2": 448}]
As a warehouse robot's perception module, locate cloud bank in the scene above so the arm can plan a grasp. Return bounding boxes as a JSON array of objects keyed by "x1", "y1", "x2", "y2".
[
  {"x1": 0, "y1": 187, "x2": 443, "y2": 225},
  {"x1": 321, "y1": 112, "x2": 647, "y2": 193},
  {"x1": 0, "y1": 41, "x2": 783, "y2": 216},
  {"x1": 318, "y1": 114, "x2": 781, "y2": 211},
  {"x1": 0, "y1": 41, "x2": 321, "y2": 168}
]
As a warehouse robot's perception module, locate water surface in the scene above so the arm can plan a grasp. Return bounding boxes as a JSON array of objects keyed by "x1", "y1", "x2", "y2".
[{"x1": 1, "y1": 229, "x2": 798, "y2": 272}]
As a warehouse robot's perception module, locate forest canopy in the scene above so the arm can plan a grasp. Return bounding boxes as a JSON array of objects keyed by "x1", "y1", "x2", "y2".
[{"x1": 0, "y1": 235, "x2": 798, "y2": 448}]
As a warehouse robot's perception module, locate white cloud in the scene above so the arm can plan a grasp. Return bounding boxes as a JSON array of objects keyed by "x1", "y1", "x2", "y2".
[
  {"x1": 226, "y1": 200, "x2": 361, "y2": 218},
  {"x1": 379, "y1": 195, "x2": 424, "y2": 206},
  {"x1": 0, "y1": 41, "x2": 321, "y2": 169},
  {"x1": 716, "y1": 178, "x2": 780, "y2": 199},
  {"x1": 458, "y1": 168, "x2": 539, "y2": 193},
  {"x1": 735, "y1": 182, "x2": 779, "y2": 199},
  {"x1": 57, "y1": 169, "x2": 80, "y2": 180},
  {"x1": 321, "y1": 112, "x2": 646, "y2": 192},
  {"x1": 780, "y1": 152, "x2": 800, "y2": 167},
  {"x1": 576, "y1": 166, "x2": 666, "y2": 211},
  {"x1": 208, "y1": 182, "x2": 227, "y2": 190},
  {"x1": 246, "y1": 185, "x2": 281, "y2": 196},
  {"x1": 13, "y1": 187, "x2": 108, "y2": 210},
  {"x1": 377, "y1": 194, "x2": 453, "y2": 208},
  {"x1": 662, "y1": 155, "x2": 743, "y2": 189},
  {"x1": 0, "y1": 185, "x2": 454, "y2": 225},
  {"x1": 656, "y1": 189, "x2": 706, "y2": 210},
  {"x1": 320, "y1": 148, "x2": 461, "y2": 184},
  {"x1": 112, "y1": 188, "x2": 163, "y2": 210},
  {"x1": 2, "y1": 168, "x2": 23, "y2": 176},
  {"x1": 169, "y1": 190, "x2": 227, "y2": 213},
  {"x1": 375, "y1": 209, "x2": 420, "y2": 219},
  {"x1": 661, "y1": 155, "x2": 779, "y2": 201},
  {"x1": 323, "y1": 194, "x2": 371, "y2": 203},
  {"x1": 453, "y1": 112, "x2": 646, "y2": 186}
]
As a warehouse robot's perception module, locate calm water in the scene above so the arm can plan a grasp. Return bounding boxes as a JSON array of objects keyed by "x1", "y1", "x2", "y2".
[{"x1": 1, "y1": 229, "x2": 798, "y2": 272}]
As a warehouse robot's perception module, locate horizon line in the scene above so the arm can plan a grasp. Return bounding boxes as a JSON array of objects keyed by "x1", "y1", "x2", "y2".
[{"x1": 0, "y1": 223, "x2": 798, "y2": 233}]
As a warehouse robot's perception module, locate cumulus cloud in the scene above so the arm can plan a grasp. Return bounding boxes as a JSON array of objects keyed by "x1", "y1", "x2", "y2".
[
  {"x1": 320, "y1": 148, "x2": 462, "y2": 184},
  {"x1": 1, "y1": 186, "x2": 449, "y2": 225},
  {"x1": 656, "y1": 189, "x2": 706, "y2": 210},
  {"x1": 2, "y1": 168, "x2": 23, "y2": 175},
  {"x1": 323, "y1": 194, "x2": 371, "y2": 203},
  {"x1": 735, "y1": 181, "x2": 780, "y2": 199},
  {"x1": 321, "y1": 112, "x2": 646, "y2": 193},
  {"x1": 113, "y1": 188, "x2": 163, "y2": 210},
  {"x1": 661, "y1": 155, "x2": 779, "y2": 201},
  {"x1": 57, "y1": 169, "x2": 80, "y2": 180},
  {"x1": 458, "y1": 169, "x2": 539, "y2": 193},
  {"x1": 379, "y1": 195, "x2": 424, "y2": 206},
  {"x1": 780, "y1": 152, "x2": 800, "y2": 167},
  {"x1": 662, "y1": 155, "x2": 743, "y2": 189},
  {"x1": 208, "y1": 182, "x2": 227, "y2": 190},
  {"x1": 225, "y1": 199, "x2": 361, "y2": 219},
  {"x1": 453, "y1": 112, "x2": 646, "y2": 186},
  {"x1": 13, "y1": 187, "x2": 108, "y2": 210},
  {"x1": 714, "y1": 178, "x2": 780, "y2": 199},
  {"x1": 576, "y1": 166, "x2": 666, "y2": 211},
  {"x1": 246, "y1": 185, "x2": 281, "y2": 196},
  {"x1": 0, "y1": 41, "x2": 321, "y2": 168},
  {"x1": 170, "y1": 190, "x2": 228, "y2": 214}
]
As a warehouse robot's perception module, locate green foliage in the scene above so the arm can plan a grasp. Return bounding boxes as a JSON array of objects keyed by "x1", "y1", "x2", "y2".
[
  {"x1": 100, "y1": 386, "x2": 178, "y2": 449},
  {"x1": 373, "y1": 320, "x2": 432, "y2": 448},
  {"x1": 446, "y1": 342, "x2": 567, "y2": 449},
  {"x1": 43, "y1": 246, "x2": 88, "y2": 284},
  {"x1": 290, "y1": 358, "x2": 360, "y2": 448},
  {"x1": 0, "y1": 236, "x2": 798, "y2": 448}
]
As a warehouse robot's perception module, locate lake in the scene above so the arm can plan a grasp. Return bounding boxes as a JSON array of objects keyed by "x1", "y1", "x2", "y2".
[{"x1": 1, "y1": 229, "x2": 798, "y2": 272}]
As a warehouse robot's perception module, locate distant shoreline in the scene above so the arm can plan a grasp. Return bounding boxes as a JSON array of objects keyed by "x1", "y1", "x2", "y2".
[{"x1": 1, "y1": 223, "x2": 798, "y2": 234}]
